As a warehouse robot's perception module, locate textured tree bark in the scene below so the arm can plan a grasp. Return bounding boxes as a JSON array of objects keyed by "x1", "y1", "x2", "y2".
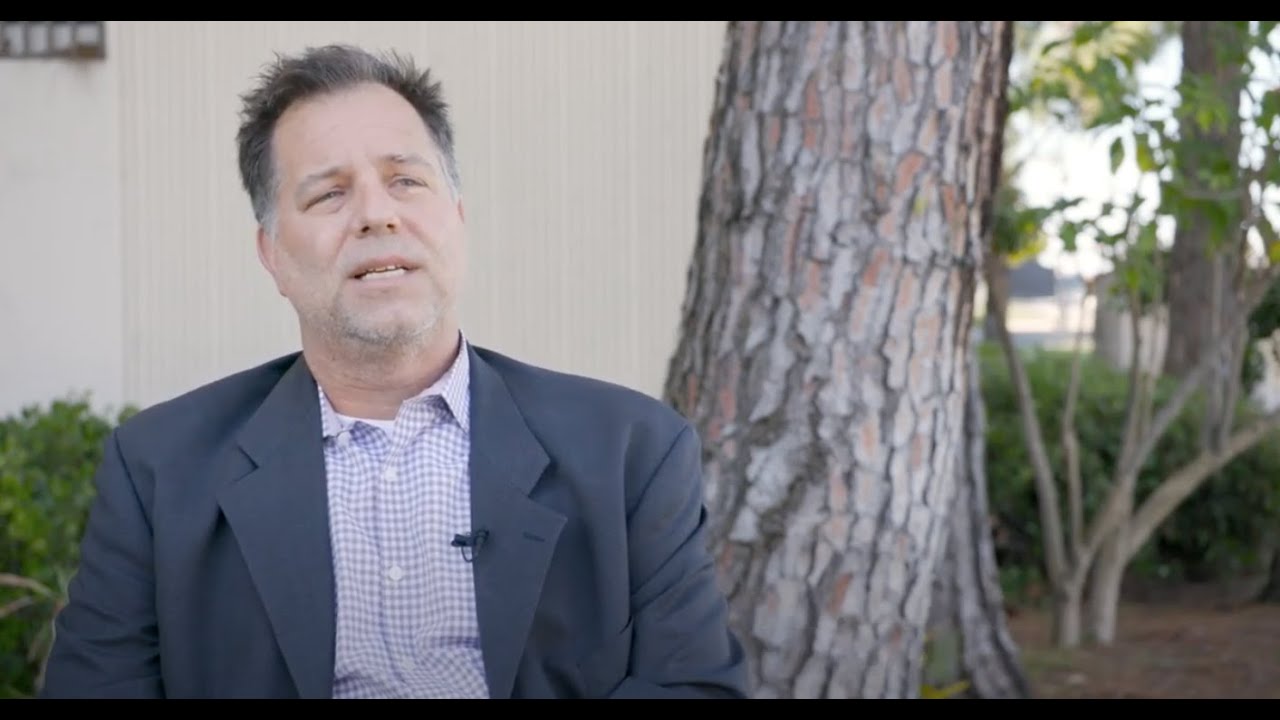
[
  {"x1": 926, "y1": 19, "x2": 1029, "y2": 698},
  {"x1": 664, "y1": 20, "x2": 1011, "y2": 698},
  {"x1": 926, "y1": 351, "x2": 1031, "y2": 698}
]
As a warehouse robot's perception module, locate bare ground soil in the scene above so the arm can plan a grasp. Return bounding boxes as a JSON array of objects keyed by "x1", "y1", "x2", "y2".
[{"x1": 1007, "y1": 602, "x2": 1280, "y2": 698}]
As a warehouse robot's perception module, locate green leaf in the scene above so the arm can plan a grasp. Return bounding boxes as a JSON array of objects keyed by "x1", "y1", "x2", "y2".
[
  {"x1": 1135, "y1": 135, "x2": 1157, "y2": 173},
  {"x1": 1060, "y1": 222, "x2": 1080, "y2": 252},
  {"x1": 1195, "y1": 105, "x2": 1216, "y2": 133},
  {"x1": 1268, "y1": 241, "x2": 1280, "y2": 266},
  {"x1": 1262, "y1": 90, "x2": 1280, "y2": 131},
  {"x1": 1137, "y1": 222, "x2": 1159, "y2": 253},
  {"x1": 1122, "y1": 263, "x2": 1141, "y2": 292},
  {"x1": 1072, "y1": 21, "x2": 1110, "y2": 47},
  {"x1": 1040, "y1": 37, "x2": 1069, "y2": 57},
  {"x1": 1110, "y1": 136, "x2": 1125, "y2": 173}
]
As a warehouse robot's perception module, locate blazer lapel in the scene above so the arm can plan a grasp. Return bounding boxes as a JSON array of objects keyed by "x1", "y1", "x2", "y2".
[
  {"x1": 466, "y1": 347, "x2": 566, "y2": 699},
  {"x1": 217, "y1": 354, "x2": 336, "y2": 699}
]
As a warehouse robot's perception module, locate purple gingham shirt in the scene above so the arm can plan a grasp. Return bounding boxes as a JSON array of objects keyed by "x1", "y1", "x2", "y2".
[{"x1": 318, "y1": 338, "x2": 490, "y2": 698}]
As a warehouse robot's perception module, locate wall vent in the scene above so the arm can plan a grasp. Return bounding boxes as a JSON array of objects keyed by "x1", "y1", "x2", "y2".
[{"x1": 0, "y1": 21, "x2": 105, "y2": 59}]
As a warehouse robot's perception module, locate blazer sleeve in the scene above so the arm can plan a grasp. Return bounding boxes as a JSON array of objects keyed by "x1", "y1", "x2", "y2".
[
  {"x1": 617, "y1": 422, "x2": 750, "y2": 699},
  {"x1": 40, "y1": 429, "x2": 164, "y2": 698}
]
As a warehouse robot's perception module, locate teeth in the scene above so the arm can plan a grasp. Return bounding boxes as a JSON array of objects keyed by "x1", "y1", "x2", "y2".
[{"x1": 360, "y1": 266, "x2": 406, "y2": 279}]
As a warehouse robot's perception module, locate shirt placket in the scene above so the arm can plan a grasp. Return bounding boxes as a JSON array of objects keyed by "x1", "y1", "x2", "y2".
[{"x1": 379, "y1": 404, "x2": 431, "y2": 689}]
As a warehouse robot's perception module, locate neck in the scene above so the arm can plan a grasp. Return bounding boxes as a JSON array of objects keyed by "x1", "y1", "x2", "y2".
[{"x1": 303, "y1": 322, "x2": 462, "y2": 421}]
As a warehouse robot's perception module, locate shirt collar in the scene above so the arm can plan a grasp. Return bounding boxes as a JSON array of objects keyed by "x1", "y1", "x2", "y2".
[{"x1": 317, "y1": 333, "x2": 472, "y2": 437}]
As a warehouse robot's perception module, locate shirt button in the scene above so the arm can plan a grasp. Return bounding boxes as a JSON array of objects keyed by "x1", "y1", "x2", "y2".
[
  {"x1": 336, "y1": 431, "x2": 352, "y2": 447},
  {"x1": 399, "y1": 657, "x2": 416, "y2": 675},
  {"x1": 387, "y1": 565, "x2": 404, "y2": 582},
  {"x1": 383, "y1": 467, "x2": 397, "y2": 482}
]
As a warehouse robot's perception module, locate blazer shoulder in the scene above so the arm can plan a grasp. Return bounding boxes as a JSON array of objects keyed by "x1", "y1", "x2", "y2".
[
  {"x1": 113, "y1": 352, "x2": 302, "y2": 450},
  {"x1": 473, "y1": 345, "x2": 692, "y2": 442}
]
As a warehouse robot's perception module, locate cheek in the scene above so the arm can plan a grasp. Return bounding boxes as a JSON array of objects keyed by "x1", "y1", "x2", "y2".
[
  {"x1": 420, "y1": 205, "x2": 465, "y2": 249},
  {"x1": 277, "y1": 223, "x2": 343, "y2": 274}
]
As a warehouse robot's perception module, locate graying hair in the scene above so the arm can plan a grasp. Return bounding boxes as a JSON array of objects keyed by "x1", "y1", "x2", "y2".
[{"x1": 235, "y1": 44, "x2": 462, "y2": 232}]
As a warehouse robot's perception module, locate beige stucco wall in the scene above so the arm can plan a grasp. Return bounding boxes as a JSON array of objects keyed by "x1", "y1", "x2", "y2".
[
  {"x1": 0, "y1": 35, "x2": 124, "y2": 417},
  {"x1": 1, "y1": 21, "x2": 728, "y2": 416}
]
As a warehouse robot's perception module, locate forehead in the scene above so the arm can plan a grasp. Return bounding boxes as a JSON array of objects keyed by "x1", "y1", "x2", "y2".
[{"x1": 271, "y1": 82, "x2": 439, "y2": 178}]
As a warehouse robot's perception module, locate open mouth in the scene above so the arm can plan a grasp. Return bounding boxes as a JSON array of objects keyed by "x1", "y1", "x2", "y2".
[
  {"x1": 355, "y1": 264, "x2": 410, "y2": 280},
  {"x1": 351, "y1": 257, "x2": 420, "y2": 281}
]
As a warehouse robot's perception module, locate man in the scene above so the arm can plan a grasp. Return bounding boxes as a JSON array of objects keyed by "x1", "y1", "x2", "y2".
[{"x1": 40, "y1": 43, "x2": 748, "y2": 699}]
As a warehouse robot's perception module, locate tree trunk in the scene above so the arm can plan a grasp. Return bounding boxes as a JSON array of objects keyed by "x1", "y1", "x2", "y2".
[
  {"x1": 1259, "y1": 539, "x2": 1280, "y2": 603},
  {"x1": 1086, "y1": 525, "x2": 1130, "y2": 644},
  {"x1": 926, "y1": 345, "x2": 1031, "y2": 698},
  {"x1": 925, "y1": 19, "x2": 1028, "y2": 699},
  {"x1": 663, "y1": 20, "x2": 1012, "y2": 699},
  {"x1": 1051, "y1": 581, "x2": 1084, "y2": 648},
  {"x1": 983, "y1": 254, "x2": 1010, "y2": 343},
  {"x1": 1162, "y1": 20, "x2": 1247, "y2": 384}
]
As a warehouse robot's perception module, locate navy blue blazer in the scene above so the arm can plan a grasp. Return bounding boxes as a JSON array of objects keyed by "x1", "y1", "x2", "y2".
[{"x1": 40, "y1": 344, "x2": 749, "y2": 698}]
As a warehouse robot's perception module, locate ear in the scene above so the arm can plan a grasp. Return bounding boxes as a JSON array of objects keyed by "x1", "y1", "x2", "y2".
[{"x1": 256, "y1": 225, "x2": 287, "y2": 297}]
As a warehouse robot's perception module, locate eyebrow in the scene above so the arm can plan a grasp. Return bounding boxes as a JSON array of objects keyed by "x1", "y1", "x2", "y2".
[{"x1": 294, "y1": 153, "x2": 440, "y2": 202}]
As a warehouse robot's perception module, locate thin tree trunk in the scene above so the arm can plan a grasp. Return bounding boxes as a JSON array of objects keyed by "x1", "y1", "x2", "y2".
[
  {"x1": 1052, "y1": 582, "x2": 1084, "y2": 648},
  {"x1": 984, "y1": 254, "x2": 1010, "y2": 342},
  {"x1": 1259, "y1": 539, "x2": 1280, "y2": 603},
  {"x1": 1163, "y1": 20, "x2": 1247, "y2": 384},
  {"x1": 664, "y1": 20, "x2": 1011, "y2": 699},
  {"x1": 1087, "y1": 524, "x2": 1130, "y2": 644}
]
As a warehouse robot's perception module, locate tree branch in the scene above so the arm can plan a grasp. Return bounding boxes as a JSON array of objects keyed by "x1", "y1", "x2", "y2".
[
  {"x1": 0, "y1": 573, "x2": 53, "y2": 598},
  {"x1": 1125, "y1": 408, "x2": 1280, "y2": 561},
  {"x1": 1071, "y1": 282, "x2": 1153, "y2": 585},
  {"x1": 1116, "y1": 283, "x2": 1147, "y2": 476},
  {"x1": 1119, "y1": 260, "x2": 1275, "y2": 479},
  {"x1": 985, "y1": 264, "x2": 1070, "y2": 588},
  {"x1": 1062, "y1": 282, "x2": 1091, "y2": 565},
  {"x1": 1113, "y1": 265, "x2": 1280, "y2": 564},
  {"x1": 1119, "y1": 336, "x2": 1217, "y2": 481},
  {"x1": 0, "y1": 596, "x2": 36, "y2": 621},
  {"x1": 1113, "y1": 202, "x2": 1151, "y2": 480}
]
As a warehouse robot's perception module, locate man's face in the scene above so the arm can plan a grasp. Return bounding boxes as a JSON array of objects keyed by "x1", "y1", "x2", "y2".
[{"x1": 257, "y1": 82, "x2": 466, "y2": 352}]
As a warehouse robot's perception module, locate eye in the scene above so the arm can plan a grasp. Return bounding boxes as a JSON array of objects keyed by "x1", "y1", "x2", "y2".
[
  {"x1": 393, "y1": 176, "x2": 426, "y2": 188},
  {"x1": 307, "y1": 189, "x2": 343, "y2": 208}
]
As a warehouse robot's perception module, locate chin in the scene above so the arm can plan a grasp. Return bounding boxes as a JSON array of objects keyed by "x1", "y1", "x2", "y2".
[{"x1": 346, "y1": 313, "x2": 442, "y2": 346}]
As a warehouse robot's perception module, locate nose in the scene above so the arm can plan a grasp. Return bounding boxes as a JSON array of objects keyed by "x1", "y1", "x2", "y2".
[{"x1": 354, "y1": 183, "x2": 400, "y2": 236}]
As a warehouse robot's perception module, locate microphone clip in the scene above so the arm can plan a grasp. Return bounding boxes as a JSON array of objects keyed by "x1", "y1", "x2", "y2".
[{"x1": 451, "y1": 529, "x2": 489, "y2": 563}]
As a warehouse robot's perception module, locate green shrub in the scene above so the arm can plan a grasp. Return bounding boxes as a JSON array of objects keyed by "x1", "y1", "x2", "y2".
[
  {"x1": 979, "y1": 342, "x2": 1280, "y2": 606},
  {"x1": 0, "y1": 395, "x2": 136, "y2": 698}
]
